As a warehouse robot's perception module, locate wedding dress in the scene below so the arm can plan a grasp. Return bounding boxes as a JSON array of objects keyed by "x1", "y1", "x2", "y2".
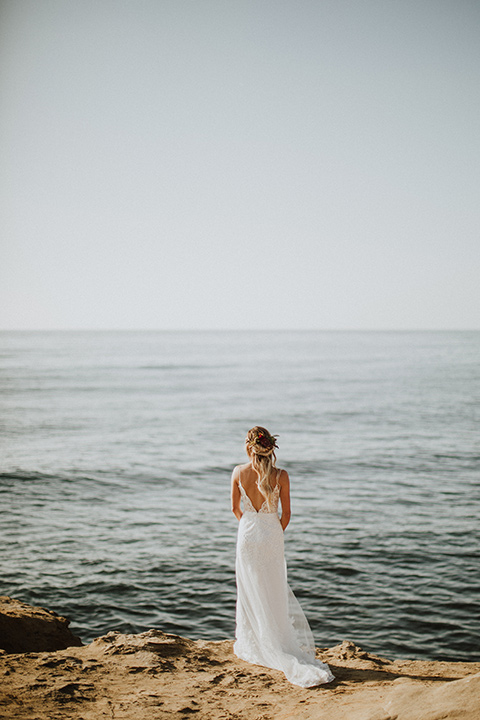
[{"x1": 234, "y1": 472, "x2": 334, "y2": 688}]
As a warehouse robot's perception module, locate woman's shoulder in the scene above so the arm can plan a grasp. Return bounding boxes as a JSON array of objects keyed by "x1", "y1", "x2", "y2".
[
  {"x1": 276, "y1": 468, "x2": 290, "y2": 485},
  {"x1": 231, "y1": 462, "x2": 250, "y2": 478}
]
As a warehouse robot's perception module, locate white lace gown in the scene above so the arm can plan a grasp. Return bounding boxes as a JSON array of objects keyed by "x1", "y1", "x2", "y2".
[{"x1": 234, "y1": 476, "x2": 334, "y2": 688}]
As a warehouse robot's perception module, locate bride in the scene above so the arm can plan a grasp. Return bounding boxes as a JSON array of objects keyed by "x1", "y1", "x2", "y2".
[{"x1": 231, "y1": 426, "x2": 334, "y2": 688}]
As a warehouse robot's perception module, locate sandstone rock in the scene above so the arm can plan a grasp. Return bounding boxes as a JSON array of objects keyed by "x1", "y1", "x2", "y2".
[
  {"x1": 383, "y1": 672, "x2": 480, "y2": 720},
  {"x1": 0, "y1": 596, "x2": 83, "y2": 653},
  {"x1": 1, "y1": 600, "x2": 479, "y2": 719}
]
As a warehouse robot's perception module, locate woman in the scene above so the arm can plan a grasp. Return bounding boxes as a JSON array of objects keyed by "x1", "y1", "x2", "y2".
[{"x1": 231, "y1": 426, "x2": 334, "y2": 688}]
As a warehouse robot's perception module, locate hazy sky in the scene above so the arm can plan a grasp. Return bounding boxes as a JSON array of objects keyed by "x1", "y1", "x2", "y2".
[{"x1": 1, "y1": 0, "x2": 479, "y2": 330}]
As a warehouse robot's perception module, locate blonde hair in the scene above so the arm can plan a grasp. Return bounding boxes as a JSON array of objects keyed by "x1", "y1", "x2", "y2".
[{"x1": 245, "y1": 426, "x2": 279, "y2": 510}]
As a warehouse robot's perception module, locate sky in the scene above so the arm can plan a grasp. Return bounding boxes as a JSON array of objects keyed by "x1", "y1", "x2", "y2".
[{"x1": 1, "y1": 0, "x2": 479, "y2": 330}]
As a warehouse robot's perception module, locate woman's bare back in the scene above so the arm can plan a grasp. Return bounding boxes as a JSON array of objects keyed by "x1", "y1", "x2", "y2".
[{"x1": 237, "y1": 462, "x2": 281, "y2": 512}]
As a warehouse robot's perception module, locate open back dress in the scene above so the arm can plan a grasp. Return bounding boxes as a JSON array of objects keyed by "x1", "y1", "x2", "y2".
[{"x1": 234, "y1": 469, "x2": 334, "y2": 688}]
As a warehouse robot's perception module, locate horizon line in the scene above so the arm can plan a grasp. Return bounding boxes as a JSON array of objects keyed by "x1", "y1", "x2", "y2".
[{"x1": 1, "y1": 327, "x2": 479, "y2": 333}]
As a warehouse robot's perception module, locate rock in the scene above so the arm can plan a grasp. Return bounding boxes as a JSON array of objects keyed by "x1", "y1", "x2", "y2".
[
  {"x1": 333, "y1": 639, "x2": 363, "y2": 659},
  {"x1": 0, "y1": 596, "x2": 83, "y2": 653},
  {"x1": 1, "y1": 601, "x2": 480, "y2": 719},
  {"x1": 383, "y1": 672, "x2": 480, "y2": 720}
]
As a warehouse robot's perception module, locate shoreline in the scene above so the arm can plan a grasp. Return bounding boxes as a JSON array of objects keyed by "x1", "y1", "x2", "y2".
[{"x1": 1, "y1": 598, "x2": 479, "y2": 719}]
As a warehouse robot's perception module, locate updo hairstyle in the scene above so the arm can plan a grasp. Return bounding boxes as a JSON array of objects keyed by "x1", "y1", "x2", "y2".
[{"x1": 245, "y1": 426, "x2": 279, "y2": 510}]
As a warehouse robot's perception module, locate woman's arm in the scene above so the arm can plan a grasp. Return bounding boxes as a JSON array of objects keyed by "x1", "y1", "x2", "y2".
[
  {"x1": 278, "y1": 470, "x2": 291, "y2": 531},
  {"x1": 231, "y1": 467, "x2": 243, "y2": 521}
]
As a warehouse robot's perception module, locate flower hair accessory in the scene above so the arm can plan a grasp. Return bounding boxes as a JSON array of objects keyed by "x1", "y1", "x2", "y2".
[{"x1": 246, "y1": 430, "x2": 279, "y2": 456}]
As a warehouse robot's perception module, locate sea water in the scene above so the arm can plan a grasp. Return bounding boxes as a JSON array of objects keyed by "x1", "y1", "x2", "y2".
[{"x1": 1, "y1": 330, "x2": 478, "y2": 661}]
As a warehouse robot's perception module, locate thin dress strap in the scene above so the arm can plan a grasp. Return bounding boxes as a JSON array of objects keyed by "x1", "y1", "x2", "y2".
[
  {"x1": 238, "y1": 469, "x2": 281, "y2": 514},
  {"x1": 238, "y1": 473, "x2": 256, "y2": 513}
]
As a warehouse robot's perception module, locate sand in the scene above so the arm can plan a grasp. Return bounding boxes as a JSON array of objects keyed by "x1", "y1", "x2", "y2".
[{"x1": 0, "y1": 598, "x2": 479, "y2": 720}]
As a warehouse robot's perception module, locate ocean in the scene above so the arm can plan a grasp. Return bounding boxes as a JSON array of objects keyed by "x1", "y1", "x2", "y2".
[{"x1": 1, "y1": 330, "x2": 478, "y2": 661}]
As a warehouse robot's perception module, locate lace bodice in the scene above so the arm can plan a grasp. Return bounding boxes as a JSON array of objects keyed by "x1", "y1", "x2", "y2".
[{"x1": 238, "y1": 478, "x2": 280, "y2": 514}]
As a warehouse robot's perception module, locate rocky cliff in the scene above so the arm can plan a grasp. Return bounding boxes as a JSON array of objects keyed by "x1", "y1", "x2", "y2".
[{"x1": 0, "y1": 598, "x2": 478, "y2": 720}]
